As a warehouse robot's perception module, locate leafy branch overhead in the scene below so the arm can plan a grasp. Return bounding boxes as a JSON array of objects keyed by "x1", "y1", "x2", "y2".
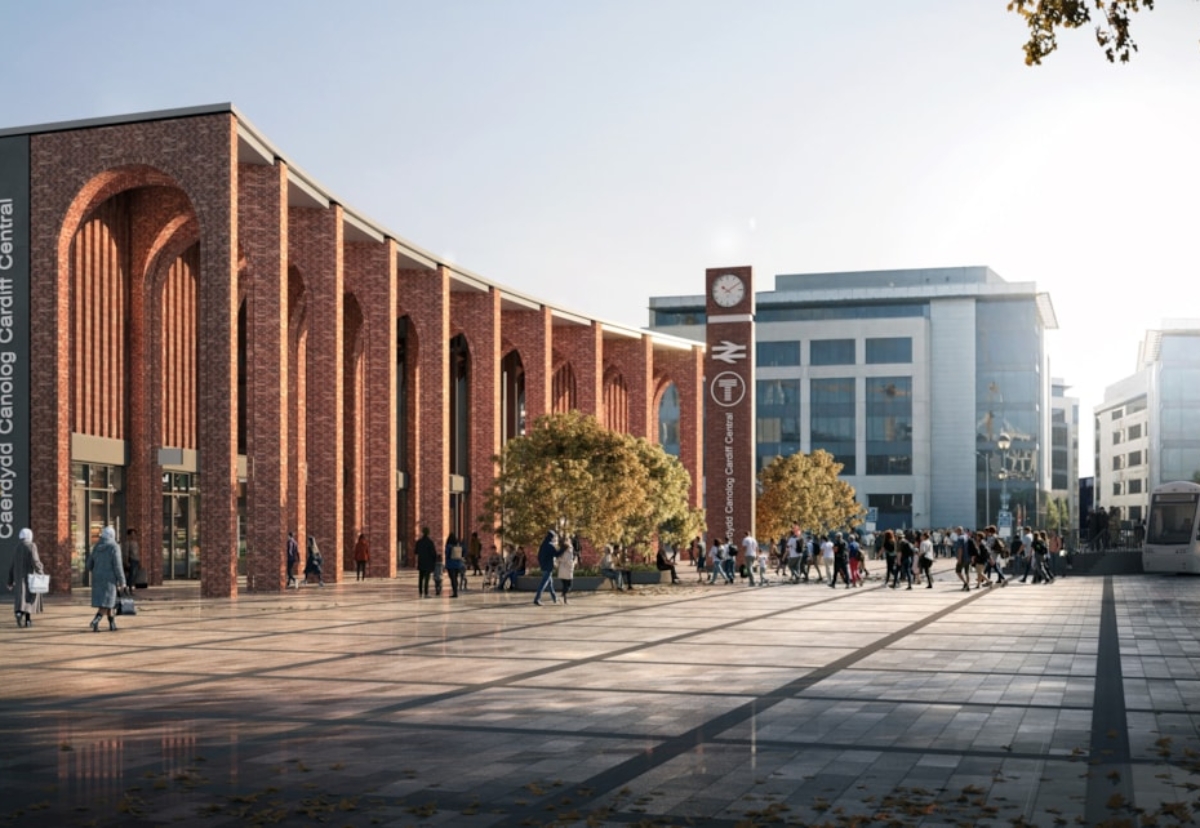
[{"x1": 1007, "y1": 0, "x2": 1155, "y2": 65}]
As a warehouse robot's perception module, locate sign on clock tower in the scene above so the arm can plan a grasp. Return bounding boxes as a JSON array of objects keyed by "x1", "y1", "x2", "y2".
[{"x1": 703, "y1": 266, "x2": 755, "y2": 546}]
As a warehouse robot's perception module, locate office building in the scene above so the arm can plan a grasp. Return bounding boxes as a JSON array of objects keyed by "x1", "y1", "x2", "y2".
[{"x1": 650, "y1": 266, "x2": 1058, "y2": 531}]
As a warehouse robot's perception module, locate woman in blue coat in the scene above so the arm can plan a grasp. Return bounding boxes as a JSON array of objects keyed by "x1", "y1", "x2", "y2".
[{"x1": 87, "y1": 526, "x2": 125, "y2": 632}]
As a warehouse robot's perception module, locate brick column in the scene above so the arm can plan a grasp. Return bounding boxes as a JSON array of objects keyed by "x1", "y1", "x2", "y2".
[
  {"x1": 239, "y1": 161, "x2": 289, "y2": 591},
  {"x1": 290, "y1": 205, "x2": 344, "y2": 579},
  {"x1": 457, "y1": 288, "x2": 500, "y2": 553},
  {"x1": 555, "y1": 321, "x2": 602, "y2": 417},
  {"x1": 502, "y1": 307, "x2": 551, "y2": 424},
  {"x1": 195, "y1": 133, "x2": 240, "y2": 598},
  {"x1": 346, "y1": 240, "x2": 397, "y2": 578},
  {"x1": 400, "y1": 266, "x2": 450, "y2": 548}
]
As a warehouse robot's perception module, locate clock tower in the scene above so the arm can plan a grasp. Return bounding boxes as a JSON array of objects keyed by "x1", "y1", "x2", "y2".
[{"x1": 704, "y1": 266, "x2": 756, "y2": 549}]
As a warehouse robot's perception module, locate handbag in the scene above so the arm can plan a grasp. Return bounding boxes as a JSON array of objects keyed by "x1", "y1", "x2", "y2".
[
  {"x1": 116, "y1": 596, "x2": 137, "y2": 616},
  {"x1": 27, "y1": 572, "x2": 50, "y2": 594}
]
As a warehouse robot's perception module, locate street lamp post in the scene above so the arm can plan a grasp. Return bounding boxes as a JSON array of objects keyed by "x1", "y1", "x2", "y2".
[
  {"x1": 976, "y1": 450, "x2": 991, "y2": 528},
  {"x1": 997, "y1": 433, "x2": 1011, "y2": 511}
]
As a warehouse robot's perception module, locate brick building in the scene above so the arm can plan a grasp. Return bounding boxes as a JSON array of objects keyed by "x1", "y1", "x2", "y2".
[{"x1": 0, "y1": 104, "x2": 704, "y2": 597}]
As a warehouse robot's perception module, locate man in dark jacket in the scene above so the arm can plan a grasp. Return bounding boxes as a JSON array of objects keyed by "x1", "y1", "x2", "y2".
[
  {"x1": 534, "y1": 530, "x2": 561, "y2": 606},
  {"x1": 415, "y1": 527, "x2": 437, "y2": 598},
  {"x1": 286, "y1": 532, "x2": 300, "y2": 588}
]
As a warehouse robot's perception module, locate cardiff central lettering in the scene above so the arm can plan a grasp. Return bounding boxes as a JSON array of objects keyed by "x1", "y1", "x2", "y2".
[{"x1": 0, "y1": 198, "x2": 13, "y2": 271}]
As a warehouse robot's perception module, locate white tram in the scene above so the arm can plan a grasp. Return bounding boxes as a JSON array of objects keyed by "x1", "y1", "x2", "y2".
[{"x1": 1143, "y1": 481, "x2": 1200, "y2": 574}]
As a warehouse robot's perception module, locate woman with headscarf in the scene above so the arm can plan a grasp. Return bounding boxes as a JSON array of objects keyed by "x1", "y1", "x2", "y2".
[
  {"x1": 7, "y1": 528, "x2": 45, "y2": 628},
  {"x1": 87, "y1": 526, "x2": 125, "y2": 631}
]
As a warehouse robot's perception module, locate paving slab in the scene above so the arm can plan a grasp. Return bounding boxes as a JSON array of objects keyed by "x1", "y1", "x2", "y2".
[{"x1": 3, "y1": 566, "x2": 1200, "y2": 826}]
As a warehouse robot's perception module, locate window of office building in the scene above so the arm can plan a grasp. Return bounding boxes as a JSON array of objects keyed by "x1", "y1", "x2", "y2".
[
  {"x1": 757, "y1": 379, "x2": 801, "y2": 469},
  {"x1": 757, "y1": 341, "x2": 800, "y2": 367},
  {"x1": 1112, "y1": 455, "x2": 1123, "y2": 471},
  {"x1": 756, "y1": 302, "x2": 928, "y2": 324},
  {"x1": 811, "y1": 377, "x2": 855, "y2": 474},
  {"x1": 1113, "y1": 482, "x2": 1122, "y2": 496},
  {"x1": 1112, "y1": 430, "x2": 1122, "y2": 445},
  {"x1": 1160, "y1": 334, "x2": 1200, "y2": 362},
  {"x1": 1128, "y1": 450, "x2": 1142, "y2": 467},
  {"x1": 811, "y1": 339, "x2": 855, "y2": 366},
  {"x1": 865, "y1": 337, "x2": 912, "y2": 364},
  {"x1": 651, "y1": 308, "x2": 706, "y2": 327},
  {"x1": 1129, "y1": 478, "x2": 1143, "y2": 495},
  {"x1": 1128, "y1": 423, "x2": 1142, "y2": 440},
  {"x1": 868, "y1": 493, "x2": 912, "y2": 532},
  {"x1": 865, "y1": 377, "x2": 912, "y2": 475}
]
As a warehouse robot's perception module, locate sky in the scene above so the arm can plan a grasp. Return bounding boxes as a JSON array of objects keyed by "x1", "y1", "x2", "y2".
[{"x1": 4, "y1": 1, "x2": 1200, "y2": 472}]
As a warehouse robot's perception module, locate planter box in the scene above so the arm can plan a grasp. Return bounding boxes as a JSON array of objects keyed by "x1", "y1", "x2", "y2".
[
  {"x1": 513, "y1": 571, "x2": 669, "y2": 591},
  {"x1": 515, "y1": 575, "x2": 608, "y2": 592},
  {"x1": 629, "y1": 570, "x2": 672, "y2": 585}
]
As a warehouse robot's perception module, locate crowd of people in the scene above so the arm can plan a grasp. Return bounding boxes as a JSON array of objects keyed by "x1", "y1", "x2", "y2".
[{"x1": 685, "y1": 524, "x2": 1066, "y2": 591}]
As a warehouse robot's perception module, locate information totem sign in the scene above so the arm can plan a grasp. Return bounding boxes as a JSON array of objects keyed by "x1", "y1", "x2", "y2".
[
  {"x1": 703, "y1": 266, "x2": 755, "y2": 545},
  {"x1": 0, "y1": 135, "x2": 31, "y2": 581}
]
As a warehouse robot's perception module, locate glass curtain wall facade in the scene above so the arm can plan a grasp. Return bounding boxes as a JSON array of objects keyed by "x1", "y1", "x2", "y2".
[
  {"x1": 811, "y1": 378, "x2": 856, "y2": 475},
  {"x1": 975, "y1": 299, "x2": 1043, "y2": 529},
  {"x1": 756, "y1": 379, "x2": 800, "y2": 469},
  {"x1": 1159, "y1": 334, "x2": 1200, "y2": 484}
]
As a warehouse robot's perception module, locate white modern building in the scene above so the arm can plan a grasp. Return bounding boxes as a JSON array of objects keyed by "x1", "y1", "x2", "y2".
[
  {"x1": 1050, "y1": 378, "x2": 1080, "y2": 539},
  {"x1": 1095, "y1": 321, "x2": 1200, "y2": 525},
  {"x1": 650, "y1": 266, "x2": 1058, "y2": 532}
]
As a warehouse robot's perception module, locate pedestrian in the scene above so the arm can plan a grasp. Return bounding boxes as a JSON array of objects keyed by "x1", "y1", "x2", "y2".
[
  {"x1": 534, "y1": 530, "x2": 561, "y2": 605},
  {"x1": 557, "y1": 537, "x2": 577, "y2": 603},
  {"x1": 918, "y1": 530, "x2": 935, "y2": 588},
  {"x1": 123, "y1": 528, "x2": 142, "y2": 596},
  {"x1": 830, "y1": 532, "x2": 852, "y2": 588},
  {"x1": 502, "y1": 545, "x2": 526, "y2": 590},
  {"x1": 953, "y1": 527, "x2": 972, "y2": 591},
  {"x1": 415, "y1": 527, "x2": 436, "y2": 597},
  {"x1": 468, "y1": 531, "x2": 483, "y2": 576},
  {"x1": 881, "y1": 530, "x2": 897, "y2": 585},
  {"x1": 656, "y1": 543, "x2": 681, "y2": 583},
  {"x1": 970, "y1": 531, "x2": 989, "y2": 588},
  {"x1": 849, "y1": 533, "x2": 866, "y2": 586},
  {"x1": 286, "y1": 531, "x2": 300, "y2": 588},
  {"x1": 7, "y1": 528, "x2": 45, "y2": 628},
  {"x1": 352, "y1": 533, "x2": 370, "y2": 581},
  {"x1": 87, "y1": 526, "x2": 125, "y2": 632},
  {"x1": 445, "y1": 532, "x2": 465, "y2": 597},
  {"x1": 892, "y1": 532, "x2": 915, "y2": 589},
  {"x1": 305, "y1": 536, "x2": 324, "y2": 586},
  {"x1": 599, "y1": 544, "x2": 624, "y2": 590},
  {"x1": 819, "y1": 534, "x2": 835, "y2": 583}
]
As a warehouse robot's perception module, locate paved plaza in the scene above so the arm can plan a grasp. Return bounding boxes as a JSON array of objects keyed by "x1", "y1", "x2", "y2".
[{"x1": 3, "y1": 563, "x2": 1200, "y2": 827}]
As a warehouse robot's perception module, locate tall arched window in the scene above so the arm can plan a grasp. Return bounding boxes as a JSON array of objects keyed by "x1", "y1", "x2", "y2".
[{"x1": 658, "y1": 383, "x2": 680, "y2": 457}]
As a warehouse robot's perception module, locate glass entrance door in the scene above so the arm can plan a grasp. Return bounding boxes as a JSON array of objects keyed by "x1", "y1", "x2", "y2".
[
  {"x1": 162, "y1": 473, "x2": 199, "y2": 580},
  {"x1": 71, "y1": 463, "x2": 124, "y2": 587}
]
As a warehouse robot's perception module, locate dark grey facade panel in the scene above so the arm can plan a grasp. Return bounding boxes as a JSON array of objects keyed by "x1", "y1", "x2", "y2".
[{"x1": 0, "y1": 134, "x2": 31, "y2": 578}]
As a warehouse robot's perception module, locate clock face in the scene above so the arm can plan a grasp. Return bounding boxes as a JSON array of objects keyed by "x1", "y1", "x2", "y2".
[{"x1": 711, "y1": 273, "x2": 745, "y2": 308}]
